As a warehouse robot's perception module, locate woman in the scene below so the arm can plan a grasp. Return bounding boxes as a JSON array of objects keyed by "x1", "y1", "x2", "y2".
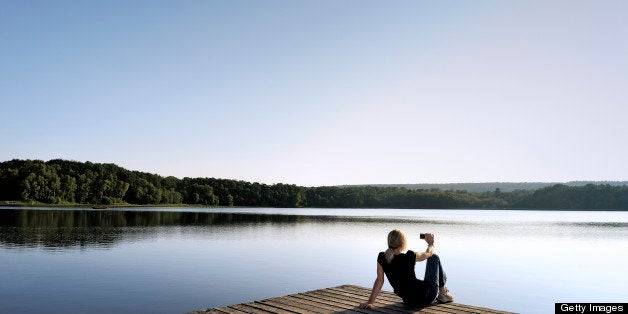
[{"x1": 359, "y1": 229, "x2": 454, "y2": 309}]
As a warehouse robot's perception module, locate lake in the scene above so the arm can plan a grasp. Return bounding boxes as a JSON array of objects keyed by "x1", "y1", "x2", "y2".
[{"x1": 1, "y1": 207, "x2": 627, "y2": 314}]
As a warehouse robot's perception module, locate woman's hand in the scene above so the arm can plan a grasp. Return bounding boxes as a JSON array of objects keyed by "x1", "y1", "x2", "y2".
[
  {"x1": 424, "y1": 233, "x2": 435, "y2": 245},
  {"x1": 358, "y1": 302, "x2": 373, "y2": 309}
]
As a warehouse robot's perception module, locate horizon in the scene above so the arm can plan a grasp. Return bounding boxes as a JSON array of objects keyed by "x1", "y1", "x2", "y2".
[{"x1": 2, "y1": 1, "x2": 627, "y2": 186}]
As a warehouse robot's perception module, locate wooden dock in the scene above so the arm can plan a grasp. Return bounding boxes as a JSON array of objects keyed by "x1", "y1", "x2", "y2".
[{"x1": 189, "y1": 284, "x2": 513, "y2": 314}]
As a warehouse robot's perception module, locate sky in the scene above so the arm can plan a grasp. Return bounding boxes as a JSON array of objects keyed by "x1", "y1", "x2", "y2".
[{"x1": 1, "y1": 0, "x2": 627, "y2": 186}]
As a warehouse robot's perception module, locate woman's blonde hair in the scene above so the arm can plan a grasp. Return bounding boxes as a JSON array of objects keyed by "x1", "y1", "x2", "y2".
[{"x1": 385, "y1": 229, "x2": 407, "y2": 263}]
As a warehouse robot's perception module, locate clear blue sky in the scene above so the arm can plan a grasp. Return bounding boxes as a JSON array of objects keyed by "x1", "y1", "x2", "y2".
[{"x1": 1, "y1": 1, "x2": 627, "y2": 186}]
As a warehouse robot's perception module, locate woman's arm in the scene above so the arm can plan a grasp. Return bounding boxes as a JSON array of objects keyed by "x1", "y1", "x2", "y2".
[
  {"x1": 359, "y1": 262, "x2": 385, "y2": 309},
  {"x1": 416, "y1": 233, "x2": 435, "y2": 262}
]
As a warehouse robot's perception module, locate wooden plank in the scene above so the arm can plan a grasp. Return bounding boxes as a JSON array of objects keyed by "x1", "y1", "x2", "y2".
[
  {"x1": 262, "y1": 297, "x2": 330, "y2": 314},
  {"x1": 213, "y1": 307, "x2": 251, "y2": 314},
  {"x1": 434, "y1": 303, "x2": 485, "y2": 314},
  {"x1": 338, "y1": 285, "x2": 400, "y2": 299},
  {"x1": 319, "y1": 288, "x2": 408, "y2": 313},
  {"x1": 343, "y1": 285, "x2": 401, "y2": 300},
  {"x1": 189, "y1": 307, "x2": 249, "y2": 314},
  {"x1": 185, "y1": 309, "x2": 208, "y2": 314},
  {"x1": 229, "y1": 303, "x2": 274, "y2": 314},
  {"x1": 438, "y1": 302, "x2": 512, "y2": 314},
  {"x1": 244, "y1": 301, "x2": 299, "y2": 314},
  {"x1": 294, "y1": 293, "x2": 380, "y2": 314},
  {"x1": 307, "y1": 290, "x2": 364, "y2": 305},
  {"x1": 423, "y1": 304, "x2": 477, "y2": 314},
  {"x1": 257, "y1": 300, "x2": 308, "y2": 314},
  {"x1": 281, "y1": 295, "x2": 346, "y2": 313},
  {"x1": 323, "y1": 287, "x2": 374, "y2": 300},
  {"x1": 306, "y1": 290, "x2": 403, "y2": 314},
  {"x1": 291, "y1": 293, "x2": 362, "y2": 313},
  {"x1": 460, "y1": 303, "x2": 513, "y2": 314},
  {"x1": 297, "y1": 293, "x2": 373, "y2": 314},
  {"x1": 312, "y1": 289, "x2": 450, "y2": 314},
  {"x1": 336, "y1": 285, "x2": 402, "y2": 303},
  {"x1": 414, "y1": 308, "x2": 453, "y2": 314},
  {"x1": 423, "y1": 303, "x2": 508, "y2": 314},
  {"x1": 334, "y1": 286, "x2": 476, "y2": 314},
  {"x1": 329, "y1": 286, "x2": 405, "y2": 306},
  {"x1": 314, "y1": 289, "x2": 365, "y2": 303}
]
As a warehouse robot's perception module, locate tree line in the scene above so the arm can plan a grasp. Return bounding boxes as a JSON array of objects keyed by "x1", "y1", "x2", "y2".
[
  {"x1": 1, "y1": 159, "x2": 627, "y2": 210},
  {"x1": 359, "y1": 181, "x2": 628, "y2": 193}
]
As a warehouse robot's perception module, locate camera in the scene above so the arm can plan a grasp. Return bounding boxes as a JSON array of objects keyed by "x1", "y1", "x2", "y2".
[{"x1": 420, "y1": 233, "x2": 426, "y2": 239}]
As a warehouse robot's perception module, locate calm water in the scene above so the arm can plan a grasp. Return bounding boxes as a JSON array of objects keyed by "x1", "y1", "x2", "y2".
[{"x1": 1, "y1": 207, "x2": 627, "y2": 314}]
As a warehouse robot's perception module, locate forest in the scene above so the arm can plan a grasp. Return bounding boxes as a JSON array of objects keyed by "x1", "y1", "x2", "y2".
[{"x1": 1, "y1": 159, "x2": 627, "y2": 210}]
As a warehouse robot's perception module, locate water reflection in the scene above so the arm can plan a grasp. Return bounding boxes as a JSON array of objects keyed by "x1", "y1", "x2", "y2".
[
  {"x1": 0, "y1": 209, "x2": 311, "y2": 249},
  {"x1": 2, "y1": 208, "x2": 627, "y2": 250},
  {"x1": 557, "y1": 221, "x2": 628, "y2": 227},
  {"x1": 0, "y1": 209, "x2": 440, "y2": 249}
]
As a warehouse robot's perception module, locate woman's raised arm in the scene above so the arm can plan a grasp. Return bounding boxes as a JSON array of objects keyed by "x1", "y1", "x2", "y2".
[{"x1": 416, "y1": 233, "x2": 435, "y2": 262}]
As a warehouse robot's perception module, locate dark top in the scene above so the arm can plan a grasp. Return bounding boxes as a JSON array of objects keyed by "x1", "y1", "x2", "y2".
[{"x1": 377, "y1": 250, "x2": 429, "y2": 306}]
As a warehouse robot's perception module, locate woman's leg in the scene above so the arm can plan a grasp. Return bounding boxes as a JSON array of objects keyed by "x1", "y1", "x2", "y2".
[
  {"x1": 424, "y1": 254, "x2": 447, "y2": 287},
  {"x1": 423, "y1": 254, "x2": 448, "y2": 303}
]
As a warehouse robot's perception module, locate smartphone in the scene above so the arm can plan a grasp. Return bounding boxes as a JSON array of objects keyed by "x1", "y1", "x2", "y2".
[{"x1": 420, "y1": 233, "x2": 426, "y2": 239}]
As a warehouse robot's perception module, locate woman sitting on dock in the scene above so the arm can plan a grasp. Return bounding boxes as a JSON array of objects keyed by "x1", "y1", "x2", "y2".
[{"x1": 359, "y1": 229, "x2": 454, "y2": 309}]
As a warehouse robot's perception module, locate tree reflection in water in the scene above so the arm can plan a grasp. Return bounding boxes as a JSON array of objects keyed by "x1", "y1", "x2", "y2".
[{"x1": 0, "y1": 209, "x2": 307, "y2": 249}]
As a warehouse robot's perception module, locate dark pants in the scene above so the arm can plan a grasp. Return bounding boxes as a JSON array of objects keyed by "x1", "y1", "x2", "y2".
[{"x1": 423, "y1": 254, "x2": 447, "y2": 304}]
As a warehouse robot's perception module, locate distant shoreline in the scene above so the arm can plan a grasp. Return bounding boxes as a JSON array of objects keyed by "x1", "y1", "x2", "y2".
[
  {"x1": 2, "y1": 159, "x2": 628, "y2": 210},
  {"x1": 1, "y1": 201, "x2": 627, "y2": 212},
  {"x1": 0, "y1": 201, "x2": 194, "y2": 208}
]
